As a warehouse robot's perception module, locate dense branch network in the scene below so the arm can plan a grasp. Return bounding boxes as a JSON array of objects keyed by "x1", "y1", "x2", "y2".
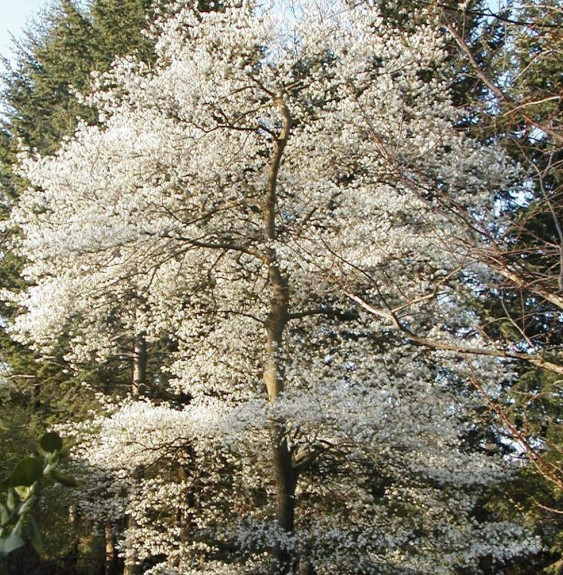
[{"x1": 3, "y1": 1, "x2": 547, "y2": 573}]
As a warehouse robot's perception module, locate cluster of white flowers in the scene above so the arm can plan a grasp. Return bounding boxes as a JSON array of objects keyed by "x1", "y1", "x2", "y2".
[{"x1": 6, "y1": 0, "x2": 540, "y2": 572}]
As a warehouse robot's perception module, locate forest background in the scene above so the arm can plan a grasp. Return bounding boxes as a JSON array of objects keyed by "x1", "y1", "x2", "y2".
[{"x1": 0, "y1": 0, "x2": 561, "y2": 574}]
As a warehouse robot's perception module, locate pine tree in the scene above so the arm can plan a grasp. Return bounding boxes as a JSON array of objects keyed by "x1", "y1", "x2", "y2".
[{"x1": 0, "y1": 1, "x2": 162, "y2": 572}]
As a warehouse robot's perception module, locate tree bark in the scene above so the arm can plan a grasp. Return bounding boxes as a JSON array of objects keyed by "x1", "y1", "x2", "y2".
[
  {"x1": 132, "y1": 334, "x2": 147, "y2": 398},
  {"x1": 299, "y1": 560, "x2": 315, "y2": 575},
  {"x1": 104, "y1": 523, "x2": 118, "y2": 575},
  {"x1": 123, "y1": 333, "x2": 147, "y2": 575},
  {"x1": 262, "y1": 93, "x2": 296, "y2": 574},
  {"x1": 122, "y1": 518, "x2": 140, "y2": 575}
]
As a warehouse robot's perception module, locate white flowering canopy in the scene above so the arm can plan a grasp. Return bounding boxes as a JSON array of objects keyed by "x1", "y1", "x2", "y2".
[{"x1": 8, "y1": 0, "x2": 537, "y2": 573}]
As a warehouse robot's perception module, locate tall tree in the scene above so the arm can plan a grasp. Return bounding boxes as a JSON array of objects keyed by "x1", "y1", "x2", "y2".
[
  {"x1": 0, "y1": 0, "x2": 163, "y2": 420},
  {"x1": 8, "y1": 1, "x2": 542, "y2": 573},
  {"x1": 447, "y1": 2, "x2": 563, "y2": 571}
]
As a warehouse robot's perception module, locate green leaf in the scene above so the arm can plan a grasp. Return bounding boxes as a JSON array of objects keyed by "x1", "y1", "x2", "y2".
[
  {"x1": 39, "y1": 432, "x2": 63, "y2": 454},
  {"x1": 30, "y1": 517, "x2": 44, "y2": 555},
  {"x1": 14, "y1": 486, "x2": 31, "y2": 501},
  {"x1": 9, "y1": 458, "x2": 43, "y2": 488},
  {"x1": 18, "y1": 494, "x2": 37, "y2": 516},
  {"x1": 0, "y1": 532, "x2": 25, "y2": 556},
  {"x1": 12, "y1": 516, "x2": 24, "y2": 536},
  {"x1": 51, "y1": 470, "x2": 79, "y2": 488}
]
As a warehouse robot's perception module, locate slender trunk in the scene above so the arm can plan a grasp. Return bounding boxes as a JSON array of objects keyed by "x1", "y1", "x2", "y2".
[
  {"x1": 271, "y1": 426, "x2": 296, "y2": 568},
  {"x1": 263, "y1": 94, "x2": 296, "y2": 574},
  {"x1": 177, "y1": 465, "x2": 189, "y2": 570},
  {"x1": 299, "y1": 560, "x2": 315, "y2": 575},
  {"x1": 132, "y1": 334, "x2": 147, "y2": 398},
  {"x1": 31, "y1": 380, "x2": 41, "y2": 410},
  {"x1": 122, "y1": 516, "x2": 140, "y2": 575},
  {"x1": 123, "y1": 333, "x2": 147, "y2": 575},
  {"x1": 87, "y1": 526, "x2": 105, "y2": 575}
]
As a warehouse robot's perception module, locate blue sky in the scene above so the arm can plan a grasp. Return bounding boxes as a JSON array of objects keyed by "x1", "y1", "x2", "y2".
[{"x1": 0, "y1": 0, "x2": 50, "y2": 61}]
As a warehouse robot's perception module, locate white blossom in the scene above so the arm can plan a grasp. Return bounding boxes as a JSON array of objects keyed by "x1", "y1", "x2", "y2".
[{"x1": 8, "y1": 0, "x2": 539, "y2": 572}]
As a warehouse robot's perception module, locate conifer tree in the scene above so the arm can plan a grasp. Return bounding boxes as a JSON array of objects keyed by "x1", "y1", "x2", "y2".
[{"x1": 0, "y1": 1, "x2": 161, "y2": 572}]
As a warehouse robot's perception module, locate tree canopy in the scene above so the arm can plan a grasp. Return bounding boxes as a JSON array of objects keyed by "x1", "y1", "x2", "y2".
[{"x1": 1, "y1": 0, "x2": 562, "y2": 573}]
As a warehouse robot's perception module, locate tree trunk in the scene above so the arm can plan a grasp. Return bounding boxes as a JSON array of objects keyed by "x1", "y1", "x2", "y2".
[
  {"x1": 122, "y1": 516, "x2": 140, "y2": 575},
  {"x1": 104, "y1": 523, "x2": 118, "y2": 575},
  {"x1": 299, "y1": 560, "x2": 315, "y2": 575},
  {"x1": 271, "y1": 427, "x2": 296, "y2": 570},
  {"x1": 264, "y1": 252, "x2": 296, "y2": 574},
  {"x1": 264, "y1": 270, "x2": 296, "y2": 574},
  {"x1": 132, "y1": 334, "x2": 147, "y2": 398},
  {"x1": 263, "y1": 94, "x2": 296, "y2": 574},
  {"x1": 123, "y1": 333, "x2": 147, "y2": 575}
]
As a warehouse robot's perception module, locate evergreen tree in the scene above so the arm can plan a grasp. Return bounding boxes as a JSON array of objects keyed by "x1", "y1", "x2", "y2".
[
  {"x1": 402, "y1": 2, "x2": 563, "y2": 571},
  {"x1": 0, "y1": 1, "x2": 162, "y2": 572}
]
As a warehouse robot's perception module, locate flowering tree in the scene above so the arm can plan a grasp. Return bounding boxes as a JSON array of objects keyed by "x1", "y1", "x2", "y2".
[{"x1": 7, "y1": 0, "x2": 541, "y2": 573}]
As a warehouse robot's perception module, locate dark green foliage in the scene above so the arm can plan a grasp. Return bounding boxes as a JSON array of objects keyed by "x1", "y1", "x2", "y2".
[
  {"x1": 0, "y1": 2, "x2": 162, "y2": 573},
  {"x1": 0, "y1": 0, "x2": 161, "y2": 400},
  {"x1": 90, "y1": 0, "x2": 157, "y2": 66},
  {"x1": 2, "y1": 2, "x2": 97, "y2": 154},
  {"x1": 1, "y1": 0, "x2": 158, "y2": 155}
]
